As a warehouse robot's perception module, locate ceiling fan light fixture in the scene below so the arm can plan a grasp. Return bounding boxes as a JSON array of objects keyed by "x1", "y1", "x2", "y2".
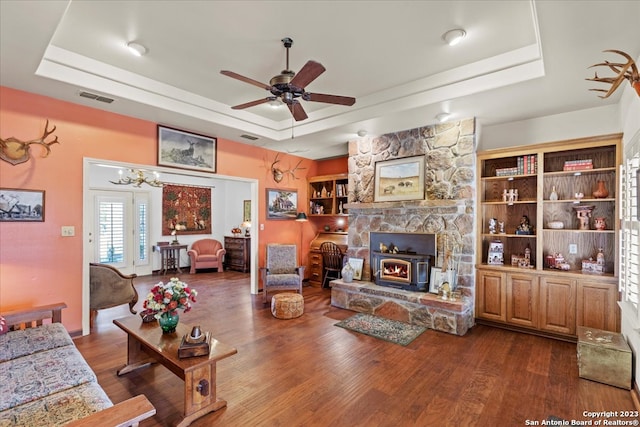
[
  {"x1": 357, "y1": 130, "x2": 367, "y2": 137},
  {"x1": 442, "y1": 29, "x2": 466, "y2": 46},
  {"x1": 269, "y1": 98, "x2": 283, "y2": 108},
  {"x1": 126, "y1": 42, "x2": 147, "y2": 57}
]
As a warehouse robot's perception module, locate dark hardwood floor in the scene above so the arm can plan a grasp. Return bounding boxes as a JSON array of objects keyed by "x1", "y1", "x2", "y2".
[{"x1": 73, "y1": 271, "x2": 636, "y2": 426}]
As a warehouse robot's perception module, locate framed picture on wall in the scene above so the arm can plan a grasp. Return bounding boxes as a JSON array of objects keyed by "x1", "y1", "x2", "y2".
[
  {"x1": 374, "y1": 156, "x2": 425, "y2": 202},
  {"x1": 0, "y1": 188, "x2": 45, "y2": 222},
  {"x1": 266, "y1": 188, "x2": 298, "y2": 220},
  {"x1": 243, "y1": 200, "x2": 251, "y2": 222},
  {"x1": 158, "y1": 125, "x2": 217, "y2": 173}
]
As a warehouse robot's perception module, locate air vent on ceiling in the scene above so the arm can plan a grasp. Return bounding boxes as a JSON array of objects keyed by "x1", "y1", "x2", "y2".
[
  {"x1": 240, "y1": 134, "x2": 259, "y2": 141},
  {"x1": 79, "y1": 91, "x2": 114, "y2": 104}
]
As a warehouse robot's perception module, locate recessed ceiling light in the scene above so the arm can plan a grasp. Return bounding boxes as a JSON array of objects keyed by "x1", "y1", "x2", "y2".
[
  {"x1": 357, "y1": 130, "x2": 367, "y2": 137},
  {"x1": 126, "y1": 42, "x2": 147, "y2": 57},
  {"x1": 442, "y1": 29, "x2": 466, "y2": 46},
  {"x1": 436, "y1": 112, "x2": 451, "y2": 122}
]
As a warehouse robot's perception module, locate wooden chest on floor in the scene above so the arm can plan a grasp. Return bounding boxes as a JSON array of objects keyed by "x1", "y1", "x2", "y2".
[{"x1": 577, "y1": 326, "x2": 632, "y2": 390}]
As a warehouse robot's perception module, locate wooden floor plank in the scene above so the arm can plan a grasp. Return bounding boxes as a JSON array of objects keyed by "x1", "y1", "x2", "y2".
[{"x1": 73, "y1": 271, "x2": 635, "y2": 426}]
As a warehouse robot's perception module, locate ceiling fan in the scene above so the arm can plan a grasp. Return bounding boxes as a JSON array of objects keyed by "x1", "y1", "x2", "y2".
[{"x1": 220, "y1": 37, "x2": 356, "y2": 121}]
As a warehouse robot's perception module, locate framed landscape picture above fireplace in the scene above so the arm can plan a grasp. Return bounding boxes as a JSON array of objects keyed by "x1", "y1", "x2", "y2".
[{"x1": 374, "y1": 156, "x2": 425, "y2": 202}]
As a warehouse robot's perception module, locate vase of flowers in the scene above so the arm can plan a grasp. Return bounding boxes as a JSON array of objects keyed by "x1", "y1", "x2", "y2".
[{"x1": 142, "y1": 278, "x2": 197, "y2": 333}]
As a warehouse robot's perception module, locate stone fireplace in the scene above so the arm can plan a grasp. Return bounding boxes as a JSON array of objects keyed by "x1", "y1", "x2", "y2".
[{"x1": 330, "y1": 118, "x2": 477, "y2": 336}]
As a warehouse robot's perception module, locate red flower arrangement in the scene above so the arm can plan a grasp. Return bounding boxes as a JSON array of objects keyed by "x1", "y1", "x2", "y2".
[{"x1": 142, "y1": 277, "x2": 197, "y2": 319}]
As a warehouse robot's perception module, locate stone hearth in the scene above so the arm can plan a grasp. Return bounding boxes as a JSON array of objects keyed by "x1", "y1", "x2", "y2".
[{"x1": 331, "y1": 279, "x2": 474, "y2": 336}]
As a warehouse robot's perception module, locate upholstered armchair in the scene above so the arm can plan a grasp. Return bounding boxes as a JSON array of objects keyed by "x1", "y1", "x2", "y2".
[
  {"x1": 89, "y1": 263, "x2": 137, "y2": 327},
  {"x1": 260, "y1": 244, "x2": 305, "y2": 304},
  {"x1": 187, "y1": 239, "x2": 226, "y2": 274}
]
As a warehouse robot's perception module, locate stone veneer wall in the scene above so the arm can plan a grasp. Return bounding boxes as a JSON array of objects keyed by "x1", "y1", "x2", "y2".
[{"x1": 344, "y1": 118, "x2": 476, "y2": 301}]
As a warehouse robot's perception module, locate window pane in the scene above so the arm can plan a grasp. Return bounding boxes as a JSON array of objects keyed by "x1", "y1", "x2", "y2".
[
  {"x1": 98, "y1": 201, "x2": 125, "y2": 263},
  {"x1": 139, "y1": 202, "x2": 147, "y2": 261}
]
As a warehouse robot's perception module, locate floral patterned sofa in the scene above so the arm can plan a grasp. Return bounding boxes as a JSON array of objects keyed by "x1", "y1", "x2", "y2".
[{"x1": 0, "y1": 303, "x2": 155, "y2": 426}]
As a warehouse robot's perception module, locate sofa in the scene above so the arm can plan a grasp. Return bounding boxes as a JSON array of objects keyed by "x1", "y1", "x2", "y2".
[
  {"x1": 187, "y1": 238, "x2": 226, "y2": 274},
  {"x1": 0, "y1": 302, "x2": 155, "y2": 427}
]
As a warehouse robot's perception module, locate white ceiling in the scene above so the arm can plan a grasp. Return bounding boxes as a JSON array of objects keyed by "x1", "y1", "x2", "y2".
[{"x1": 1, "y1": 1, "x2": 638, "y2": 160}]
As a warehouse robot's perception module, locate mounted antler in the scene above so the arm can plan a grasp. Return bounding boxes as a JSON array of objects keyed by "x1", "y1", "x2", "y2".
[
  {"x1": 586, "y1": 49, "x2": 640, "y2": 98},
  {"x1": 270, "y1": 153, "x2": 306, "y2": 183},
  {"x1": 0, "y1": 120, "x2": 61, "y2": 165}
]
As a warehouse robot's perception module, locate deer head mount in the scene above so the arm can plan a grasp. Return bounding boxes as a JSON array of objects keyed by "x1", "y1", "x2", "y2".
[
  {"x1": 270, "y1": 153, "x2": 306, "y2": 183},
  {"x1": 586, "y1": 49, "x2": 640, "y2": 99},
  {"x1": 0, "y1": 120, "x2": 61, "y2": 165}
]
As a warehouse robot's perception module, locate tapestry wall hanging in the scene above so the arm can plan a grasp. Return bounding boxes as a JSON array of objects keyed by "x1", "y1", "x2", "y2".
[{"x1": 162, "y1": 184, "x2": 212, "y2": 235}]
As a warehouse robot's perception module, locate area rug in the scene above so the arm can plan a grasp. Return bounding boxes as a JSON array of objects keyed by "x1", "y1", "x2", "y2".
[{"x1": 334, "y1": 313, "x2": 426, "y2": 346}]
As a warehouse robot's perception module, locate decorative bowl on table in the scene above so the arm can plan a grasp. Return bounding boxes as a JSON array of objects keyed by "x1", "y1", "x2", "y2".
[{"x1": 548, "y1": 221, "x2": 564, "y2": 229}]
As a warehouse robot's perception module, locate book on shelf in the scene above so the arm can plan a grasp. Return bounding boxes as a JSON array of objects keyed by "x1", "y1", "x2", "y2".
[
  {"x1": 495, "y1": 154, "x2": 537, "y2": 176},
  {"x1": 563, "y1": 159, "x2": 593, "y2": 171}
]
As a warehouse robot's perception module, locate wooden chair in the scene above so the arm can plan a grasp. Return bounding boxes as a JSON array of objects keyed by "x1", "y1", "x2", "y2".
[
  {"x1": 260, "y1": 244, "x2": 305, "y2": 304},
  {"x1": 89, "y1": 263, "x2": 137, "y2": 328},
  {"x1": 320, "y1": 241, "x2": 344, "y2": 288}
]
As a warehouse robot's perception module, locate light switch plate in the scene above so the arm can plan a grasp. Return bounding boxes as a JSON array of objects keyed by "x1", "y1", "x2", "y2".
[
  {"x1": 569, "y1": 244, "x2": 577, "y2": 254},
  {"x1": 61, "y1": 226, "x2": 75, "y2": 237}
]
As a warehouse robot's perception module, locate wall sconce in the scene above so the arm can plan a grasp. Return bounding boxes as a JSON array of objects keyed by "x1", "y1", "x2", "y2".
[{"x1": 110, "y1": 169, "x2": 164, "y2": 187}]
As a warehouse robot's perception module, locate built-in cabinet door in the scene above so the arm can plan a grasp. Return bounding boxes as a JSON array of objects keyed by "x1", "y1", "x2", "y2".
[
  {"x1": 539, "y1": 276, "x2": 576, "y2": 335},
  {"x1": 476, "y1": 270, "x2": 506, "y2": 322},
  {"x1": 506, "y1": 273, "x2": 538, "y2": 328},
  {"x1": 577, "y1": 280, "x2": 618, "y2": 332}
]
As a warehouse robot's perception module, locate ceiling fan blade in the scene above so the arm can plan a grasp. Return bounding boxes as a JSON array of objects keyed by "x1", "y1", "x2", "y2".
[
  {"x1": 307, "y1": 92, "x2": 356, "y2": 106},
  {"x1": 288, "y1": 101, "x2": 308, "y2": 121},
  {"x1": 220, "y1": 70, "x2": 271, "y2": 90},
  {"x1": 289, "y1": 60, "x2": 326, "y2": 89},
  {"x1": 231, "y1": 98, "x2": 271, "y2": 110}
]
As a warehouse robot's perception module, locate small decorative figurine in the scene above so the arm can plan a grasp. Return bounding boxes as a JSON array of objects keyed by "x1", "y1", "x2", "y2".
[
  {"x1": 489, "y1": 218, "x2": 497, "y2": 234},
  {"x1": 499, "y1": 221, "x2": 505, "y2": 234},
  {"x1": 516, "y1": 215, "x2": 534, "y2": 235}
]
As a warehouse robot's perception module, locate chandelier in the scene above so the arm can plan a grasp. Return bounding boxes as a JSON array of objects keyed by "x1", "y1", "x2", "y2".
[{"x1": 110, "y1": 169, "x2": 164, "y2": 187}]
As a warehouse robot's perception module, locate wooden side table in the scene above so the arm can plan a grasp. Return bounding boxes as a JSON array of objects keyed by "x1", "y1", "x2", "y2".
[{"x1": 154, "y1": 244, "x2": 187, "y2": 275}]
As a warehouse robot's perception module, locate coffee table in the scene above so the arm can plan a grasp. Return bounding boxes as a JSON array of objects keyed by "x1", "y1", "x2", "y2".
[{"x1": 113, "y1": 316, "x2": 237, "y2": 427}]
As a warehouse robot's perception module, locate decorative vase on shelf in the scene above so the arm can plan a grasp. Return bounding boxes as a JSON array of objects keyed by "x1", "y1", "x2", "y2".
[
  {"x1": 341, "y1": 262, "x2": 354, "y2": 283},
  {"x1": 158, "y1": 311, "x2": 179, "y2": 334},
  {"x1": 549, "y1": 186, "x2": 559, "y2": 201},
  {"x1": 594, "y1": 217, "x2": 606, "y2": 231},
  {"x1": 592, "y1": 180, "x2": 609, "y2": 198}
]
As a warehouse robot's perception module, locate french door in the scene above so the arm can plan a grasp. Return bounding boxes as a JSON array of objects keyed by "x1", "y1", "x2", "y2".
[{"x1": 90, "y1": 190, "x2": 150, "y2": 276}]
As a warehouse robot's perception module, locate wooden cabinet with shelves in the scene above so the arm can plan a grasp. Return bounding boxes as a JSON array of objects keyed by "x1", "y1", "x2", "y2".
[
  {"x1": 476, "y1": 134, "x2": 622, "y2": 339},
  {"x1": 308, "y1": 173, "x2": 348, "y2": 217}
]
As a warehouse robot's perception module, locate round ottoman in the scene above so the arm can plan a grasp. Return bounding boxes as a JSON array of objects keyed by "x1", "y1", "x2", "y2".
[{"x1": 271, "y1": 293, "x2": 304, "y2": 319}]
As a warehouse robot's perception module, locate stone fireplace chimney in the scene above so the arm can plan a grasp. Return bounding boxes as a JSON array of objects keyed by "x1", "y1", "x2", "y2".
[{"x1": 344, "y1": 118, "x2": 476, "y2": 300}]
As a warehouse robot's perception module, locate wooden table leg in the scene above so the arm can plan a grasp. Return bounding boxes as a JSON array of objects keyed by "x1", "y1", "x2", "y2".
[
  {"x1": 117, "y1": 334, "x2": 156, "y2": 376},
  {"x1": 176, "y1": 362, "x2": 227, "y2": 427}
]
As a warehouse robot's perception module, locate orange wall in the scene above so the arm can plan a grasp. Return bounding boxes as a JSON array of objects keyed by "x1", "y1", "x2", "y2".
[{"x1": 0, "y1": 86, "x2": 342, "y2": 332}]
